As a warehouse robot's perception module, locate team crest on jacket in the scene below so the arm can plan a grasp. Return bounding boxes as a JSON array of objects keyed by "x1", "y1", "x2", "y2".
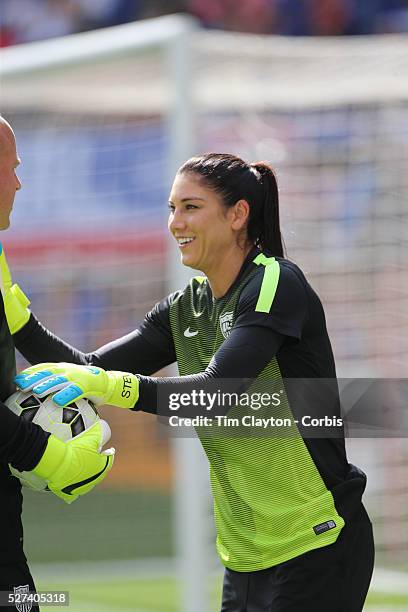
[
  {"x1": 219, "y1": 311, "x2": 234, "y2": 339},
  {"x1": 13, "y1": 584, "x2": 32, "y2": 612}
]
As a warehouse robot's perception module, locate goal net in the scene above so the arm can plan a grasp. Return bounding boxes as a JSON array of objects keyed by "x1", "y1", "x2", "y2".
[{"x1": 1, "y1": 16, "x2": 407, "y2": 609}]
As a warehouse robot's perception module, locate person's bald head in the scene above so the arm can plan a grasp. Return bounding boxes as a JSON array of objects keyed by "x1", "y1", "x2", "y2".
[
  {"x1": 0, "y1": 116, "x2": 15, "y2": 147},
  {"x1": 0, "y1": 116, "x2": 21, "y2": 230}
]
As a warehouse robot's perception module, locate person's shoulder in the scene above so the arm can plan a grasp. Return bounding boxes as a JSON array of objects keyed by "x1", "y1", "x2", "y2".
[
  {"x1": 241, "y1": 256, "x2": 307, "y2": 303},
  {"x1": 275, "y1": 257, "x2": 309, "y2": 290},
  {"x1": 275, "y1": 257, "x2": 306, "y2": 277},
  {"x1": 235, "y1": 255, "x2": 310, "y2": 336}
]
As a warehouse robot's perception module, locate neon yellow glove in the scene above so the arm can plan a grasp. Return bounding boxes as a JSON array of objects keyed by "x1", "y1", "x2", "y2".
[
  {"x1": 31, "y1": 420, "x2": 115, "y2": 503},
  {"x1": 15, "y1": 362, "x2": 139, "y2": 409},
  {"x1": 0, "y1": 243, "x2": 31, "y2": 334}
]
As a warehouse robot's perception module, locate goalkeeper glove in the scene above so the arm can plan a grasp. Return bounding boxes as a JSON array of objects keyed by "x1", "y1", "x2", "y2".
[
  {"x1": 15, "y1": 362, "x2": 139, "y2": 409},
  {"x1": 0, "y1": 243, "x2": 31, "y2": 334},
  {"x1": 31, "y1": 420, "x2": 115, "y2": 504}
]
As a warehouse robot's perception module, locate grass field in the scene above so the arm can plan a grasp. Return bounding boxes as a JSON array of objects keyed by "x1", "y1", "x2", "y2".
[
  {"x1": 35, "y1": 573, "x2": 408, "y2": 611},
  {"x1": 23, "y1": 489, "x2": 408, "y2": 610},
  {"x1": 23, "y1": 489, "x2": 173, "y2": 563}
]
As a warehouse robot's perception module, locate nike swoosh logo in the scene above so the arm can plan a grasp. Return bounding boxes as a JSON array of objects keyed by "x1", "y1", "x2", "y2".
[
  {"x1": 61, "y1": 456, "x2": 111, "y2": 495},
  {"x1": 184, "y1": 327, "x2": 198, "y2": 338}
]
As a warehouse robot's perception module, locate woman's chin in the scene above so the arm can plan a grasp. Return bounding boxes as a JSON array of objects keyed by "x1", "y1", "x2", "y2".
[{"x1": 181, "y1": 253, "x2": 199, "y2": 270}]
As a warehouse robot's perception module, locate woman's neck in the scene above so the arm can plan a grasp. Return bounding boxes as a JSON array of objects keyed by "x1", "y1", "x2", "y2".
[{"x1": 206, "y1": 243, "x2": 253, "y2": 299}]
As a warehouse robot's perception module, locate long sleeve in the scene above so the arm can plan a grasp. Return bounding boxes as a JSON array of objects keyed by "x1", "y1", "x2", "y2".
[
  {"x1": 14, "y1": 284, "x2": 285, "y2": 415},
  {"x1": 136, "y1": 325, "x2": 284, "y2": 413},
  {"x1": 14, "y1": 293, "x2": 178, "y2": 375},
  {"x1": 0, "y1": 290, "x2": 49, "y2": 471},
  {"x1": 0, "y1": 404, "x2": 49, "y2": 471}
]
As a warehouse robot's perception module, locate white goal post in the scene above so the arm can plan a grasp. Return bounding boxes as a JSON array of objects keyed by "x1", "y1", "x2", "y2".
[{"x1": 1, "y1": 16, "x2": 408, "y2": 611}]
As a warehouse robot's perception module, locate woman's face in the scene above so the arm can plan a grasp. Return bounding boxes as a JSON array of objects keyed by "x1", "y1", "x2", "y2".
[{"x1": 168, "y1": 172, "x2": 244, "y2": 274}]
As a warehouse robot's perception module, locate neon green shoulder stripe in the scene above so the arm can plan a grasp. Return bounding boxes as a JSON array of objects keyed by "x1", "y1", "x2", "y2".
[
  {"x1": 253, "y1": 256, "x2": 280, "y2": 313},
  {"x1": 253, "y1": 253, "x2": 275, "y2": 267}
]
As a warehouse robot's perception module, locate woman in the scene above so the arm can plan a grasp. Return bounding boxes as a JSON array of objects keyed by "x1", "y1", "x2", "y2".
[{"x1": 4, "y1": 153, "x2": 374, "y2": 611}]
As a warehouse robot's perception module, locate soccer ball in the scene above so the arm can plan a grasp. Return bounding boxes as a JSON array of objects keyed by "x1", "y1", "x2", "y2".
[{"x1": 5, "y1": 390, "x2": 100, "y2": 491}]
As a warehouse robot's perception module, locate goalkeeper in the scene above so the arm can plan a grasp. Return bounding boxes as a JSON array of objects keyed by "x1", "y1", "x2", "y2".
[
  {"x1": 0, "y1": 116, "x2": 114, "y2": 607},
  {"x1": 3, "y1": 153, "x2": 373, "y2": 611}
]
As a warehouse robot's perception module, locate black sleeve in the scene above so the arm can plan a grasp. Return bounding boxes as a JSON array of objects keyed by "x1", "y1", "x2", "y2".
[
  {"x1": 95, "y1": 294, "x2": 176, "y2": 374},
  {"x1": 136, "y1": 325, "x2": 284, "y2": 414},
  {"x1": 234, "y1": 263, "x2": 309, "y2": 340},
  {"x1": 0, "y1": 404, "x2": 49, "y2": 471},
  {"x1": 14, "y1": 294, "x2": 177, "y2": 375}
]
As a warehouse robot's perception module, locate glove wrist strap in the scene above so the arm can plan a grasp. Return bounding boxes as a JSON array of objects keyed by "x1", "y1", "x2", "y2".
[
  {"x1": 32, "y1": 435, "x2": 68, "y2": 480},
  {"x1": 106, "y1": 371, "x2": 139, "y2": 409}
]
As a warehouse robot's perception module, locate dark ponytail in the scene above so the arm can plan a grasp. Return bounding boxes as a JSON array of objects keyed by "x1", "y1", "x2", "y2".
[
  {"x1": 248, "y1": 162, "x2": 284, "y2": 257},
  {"x1": 178, "y1": 153, "x2": 285, "y2": 257}
]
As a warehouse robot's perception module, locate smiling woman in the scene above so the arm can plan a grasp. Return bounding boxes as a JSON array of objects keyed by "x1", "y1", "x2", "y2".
[
  {"x1": 168, "y1": 154, "x2": 283, "y2": 298},
  {"x1": 168, "y1": 173, "x2": 250, "y2": 297},
  {"x1": 4, "y1": 152, "x2": 374, "y2": 612}
]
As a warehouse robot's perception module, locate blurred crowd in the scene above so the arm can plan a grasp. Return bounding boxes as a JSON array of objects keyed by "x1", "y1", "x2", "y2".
[{"x1": 1, "y1": 0, "x2": 408, "y2": 46}]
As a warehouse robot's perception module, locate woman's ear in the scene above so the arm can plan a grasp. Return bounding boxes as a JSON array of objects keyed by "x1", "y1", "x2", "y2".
[{"x1": 231, "y1": 199, "x2": 250, "y2": 231}]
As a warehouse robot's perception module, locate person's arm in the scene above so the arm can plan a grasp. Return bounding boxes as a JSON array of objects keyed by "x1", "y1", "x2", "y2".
[
  {"x1": 14, "y1": 262, "x2": 308, "y2": 414},
  {"x1": 0, "y1": 403, "x2": 48, "y2": 469},
  {"x1": 12, "y1": 294, "x2": 178, "y2": 410},
  {"x1": 14, "y1": 299, "x2": 176, "y2": 376},
  {"x1": 12, "y1": 297, "x2": 177, "y2": 410},
  {"x1": 1, "y1": 242, "x2": 176, "y2": 374},
  {"x1": 0, "y1": 404, "x2": 114, "y2": 503},
  {"x1": 136, "y1": 325, "x2": 285, "y2": 413},
  {"x1": 13, "y1": 326, "x2": 283, "y2": 413}
]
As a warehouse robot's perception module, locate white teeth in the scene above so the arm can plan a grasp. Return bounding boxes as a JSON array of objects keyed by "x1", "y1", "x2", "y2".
[{"x1": 178, "y1": 237, "x2": 194, "y2": 245}]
